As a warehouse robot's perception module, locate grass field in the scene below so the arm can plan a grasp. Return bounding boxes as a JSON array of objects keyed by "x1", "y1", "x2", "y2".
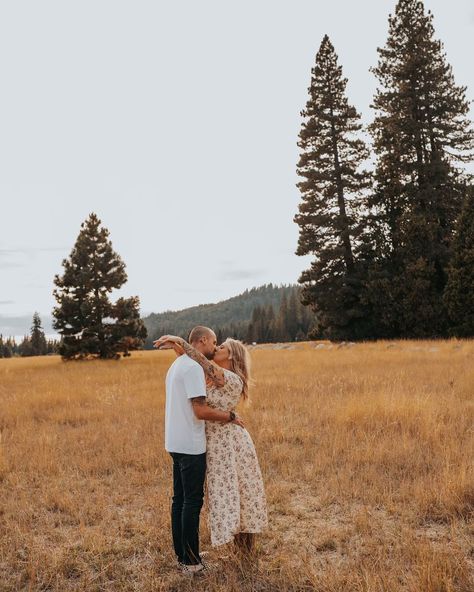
[{"x1": 0, "y1": 341, "x2": 473, "y2": 592}]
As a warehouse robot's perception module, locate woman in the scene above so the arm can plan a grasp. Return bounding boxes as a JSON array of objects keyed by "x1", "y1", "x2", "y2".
[{"x1": 157, "y1": 335, "x2": 268, "y2": 553}]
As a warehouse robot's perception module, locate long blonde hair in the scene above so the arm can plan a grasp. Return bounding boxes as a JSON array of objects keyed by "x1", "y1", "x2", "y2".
[{"x1": 223, "y1": 338, "x2": 252, "y2": 402}]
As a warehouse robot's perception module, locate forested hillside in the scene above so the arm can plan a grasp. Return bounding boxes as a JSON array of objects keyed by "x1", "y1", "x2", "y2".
[{"x1": 143, "y1": 284, "x2": 316, "y2": 346}]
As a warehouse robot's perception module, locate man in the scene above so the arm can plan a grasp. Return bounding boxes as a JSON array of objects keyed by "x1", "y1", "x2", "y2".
[{"x1": 154, "y1": 326, "x2": 244, "y2": 574}]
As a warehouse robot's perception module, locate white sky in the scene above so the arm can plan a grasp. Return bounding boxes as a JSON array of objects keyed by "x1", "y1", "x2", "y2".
[{"x1": 1, "y1": 0, "x2": 473, "y2": 333}]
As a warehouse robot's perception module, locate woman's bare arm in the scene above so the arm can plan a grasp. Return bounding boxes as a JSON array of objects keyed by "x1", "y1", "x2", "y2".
[
  {"x1": 172, "y1": 343, "x2": 185, "y2": 357},
  {"x1": 180, "y1": 340, "x2": 225, "y2": 386}
]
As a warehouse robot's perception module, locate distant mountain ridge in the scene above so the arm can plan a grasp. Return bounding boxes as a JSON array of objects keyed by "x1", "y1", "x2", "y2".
[{"x1": 143, "y1": 284, "x2": 296, "y2": 344}]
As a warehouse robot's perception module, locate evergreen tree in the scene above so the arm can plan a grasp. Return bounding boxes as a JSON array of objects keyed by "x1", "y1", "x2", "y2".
[
  {"x1": 444, "y1": 188, "x2": 474, "y2": 336},
  {"x1": 256, "y1": 307, "x2": 267, "y2": 343},
  {"x1": 265, "y1": 304, "x2": 276, "y2": 343},
  {"x1": 216, "y1": 327, "x2": 224, "y2": 344},
  {"x1": 295, "y1": 35, "x2": 371, "y2": 340},
  {"x1": 47, "y1": 338, "x2": 60, "y2": 355},
  {"x1": 53, "y1": 213, "x2": 147, "y2": 359},
  {"x1": 296, "y1": 290, "x2": 317, "y2": 339},
  {"x1": 229, "y1": 322, "x2": 238, "y2": 339},
  {"x1": 0, "y1": 335, "x2": 12, "y2": 358},
  {"x1": 18, "y1": 335, "x2": 33, "y2": 357},
  {"x1": 30, "y1": 312, "x2": 48, "y2": 356},
  {"x1": 2, "y1": 337, "x2": 16, "y2": 358},
  {"x1": 110, "y1": 296, "x2": 148, "y2": 356},
  {"x1": 275, "y1": 293, "x2": 290, "y2": 342},
  {"x1": 286, "y1": 290, "x2": 299, "y2": 341},
  {"x1": 368, "y1": 0, "x2": 474, "y2": 337},
  {"x1": 247, "y1": 306, "x2": 261, "y2": 343}
]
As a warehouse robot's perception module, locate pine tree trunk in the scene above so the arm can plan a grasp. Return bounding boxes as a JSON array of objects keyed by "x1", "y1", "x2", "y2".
[{"x1": 329, "y1": 96, "x2": 355, "y2": 274}]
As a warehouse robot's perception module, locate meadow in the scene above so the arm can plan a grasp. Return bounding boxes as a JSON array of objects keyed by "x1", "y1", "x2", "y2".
[{"x1": 0, "y1": 341, "x2": 473, "y2": 592}]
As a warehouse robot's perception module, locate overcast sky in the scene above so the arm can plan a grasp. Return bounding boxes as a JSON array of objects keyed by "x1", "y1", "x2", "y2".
[{"x1": 1, "y1": 0, "x2": 473, "y2": 334}]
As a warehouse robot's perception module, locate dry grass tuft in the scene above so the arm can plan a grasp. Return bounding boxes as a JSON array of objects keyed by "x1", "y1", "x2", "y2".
[{"x1": 0, "y1": 341, "x2": 473, "y2": 591}]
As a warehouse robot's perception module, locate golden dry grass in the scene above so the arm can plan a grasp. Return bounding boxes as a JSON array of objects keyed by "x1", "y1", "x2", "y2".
[{"x1": 0, "y1": 341, "x2": 473, "y2": 591}]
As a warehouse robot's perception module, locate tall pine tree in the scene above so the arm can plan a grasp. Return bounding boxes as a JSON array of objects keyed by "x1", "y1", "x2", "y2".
[
  {"x1": 30, "y1": 312, "x2": 48, "y2": 356},
  {"x1": 368, "y1": 0, "x2": 474, "y2": 337},
  {"x1": 295, "y1": 35, "x2": 371, "y2": 340},
  {"x1": 53, "y1": 213, "x2": 147, "y2": 359}
]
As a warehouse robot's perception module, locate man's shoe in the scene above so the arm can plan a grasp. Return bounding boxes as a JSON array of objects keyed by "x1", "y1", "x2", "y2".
[
  {"x1": 180, "y1": 563, "x2": 205, "y2": 576},
  {"x1": 178, "y1": 552, "x2": 209, "y2": 571}
]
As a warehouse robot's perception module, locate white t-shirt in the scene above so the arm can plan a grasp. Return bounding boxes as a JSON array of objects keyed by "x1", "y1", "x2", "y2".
[{"x1": 165, "y1": 354, "x2": 207, "y2": 454}]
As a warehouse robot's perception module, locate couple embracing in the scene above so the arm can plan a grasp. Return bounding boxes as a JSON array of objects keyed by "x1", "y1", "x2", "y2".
[{"x1": 154, "y1": 326, "x2": 268, "y2": 574}]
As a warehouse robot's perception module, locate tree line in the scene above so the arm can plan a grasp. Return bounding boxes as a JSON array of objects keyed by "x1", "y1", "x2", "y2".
[
  {"x1": 295, "y1": 0, "x2": 474, "y2": 340},
  {"x1": 143, "y1": 284, "x2": 313, "y2": 347},
  {"x1": 215, "y1": 289, "x2": 314, "y2": 344},
  {"x1": 0, "y1": 312, "x2": 60, "y2": 358}
]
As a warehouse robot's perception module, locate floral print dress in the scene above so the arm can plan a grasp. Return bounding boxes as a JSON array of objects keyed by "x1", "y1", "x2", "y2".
[{"x1": 205, "y1": 369, "x2": 268, "y2": 546}]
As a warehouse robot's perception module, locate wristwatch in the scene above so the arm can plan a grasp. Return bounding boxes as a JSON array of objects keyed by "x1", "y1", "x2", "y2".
[{"x1": 229, "y1": 411, "x2": 236, "y2": 422}]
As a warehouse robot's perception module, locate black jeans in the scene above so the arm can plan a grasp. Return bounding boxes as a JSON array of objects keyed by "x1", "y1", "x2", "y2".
[{"x1": 170, "y1": 452, "x2": 206, "y2": 565}]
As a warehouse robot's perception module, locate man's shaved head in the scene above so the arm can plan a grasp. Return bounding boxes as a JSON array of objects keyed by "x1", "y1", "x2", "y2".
[
  {"x1": 188, "y1": 326, "x2": 214, "y2": 345},
  {"x1": 188, "y1": 326, "x2": 217, "y2": 360}
]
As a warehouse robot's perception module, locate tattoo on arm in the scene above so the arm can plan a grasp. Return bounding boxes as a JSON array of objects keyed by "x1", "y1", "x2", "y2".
[
  {"x1": 179, "y1": 339, "x2": 225, "y2": 387},
  {"x1": 191, "y1": 396, "x2": 206, "y2": 407},
  {"x1": 191, "y1": 396, "x2": 206, "y2": 419}
]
